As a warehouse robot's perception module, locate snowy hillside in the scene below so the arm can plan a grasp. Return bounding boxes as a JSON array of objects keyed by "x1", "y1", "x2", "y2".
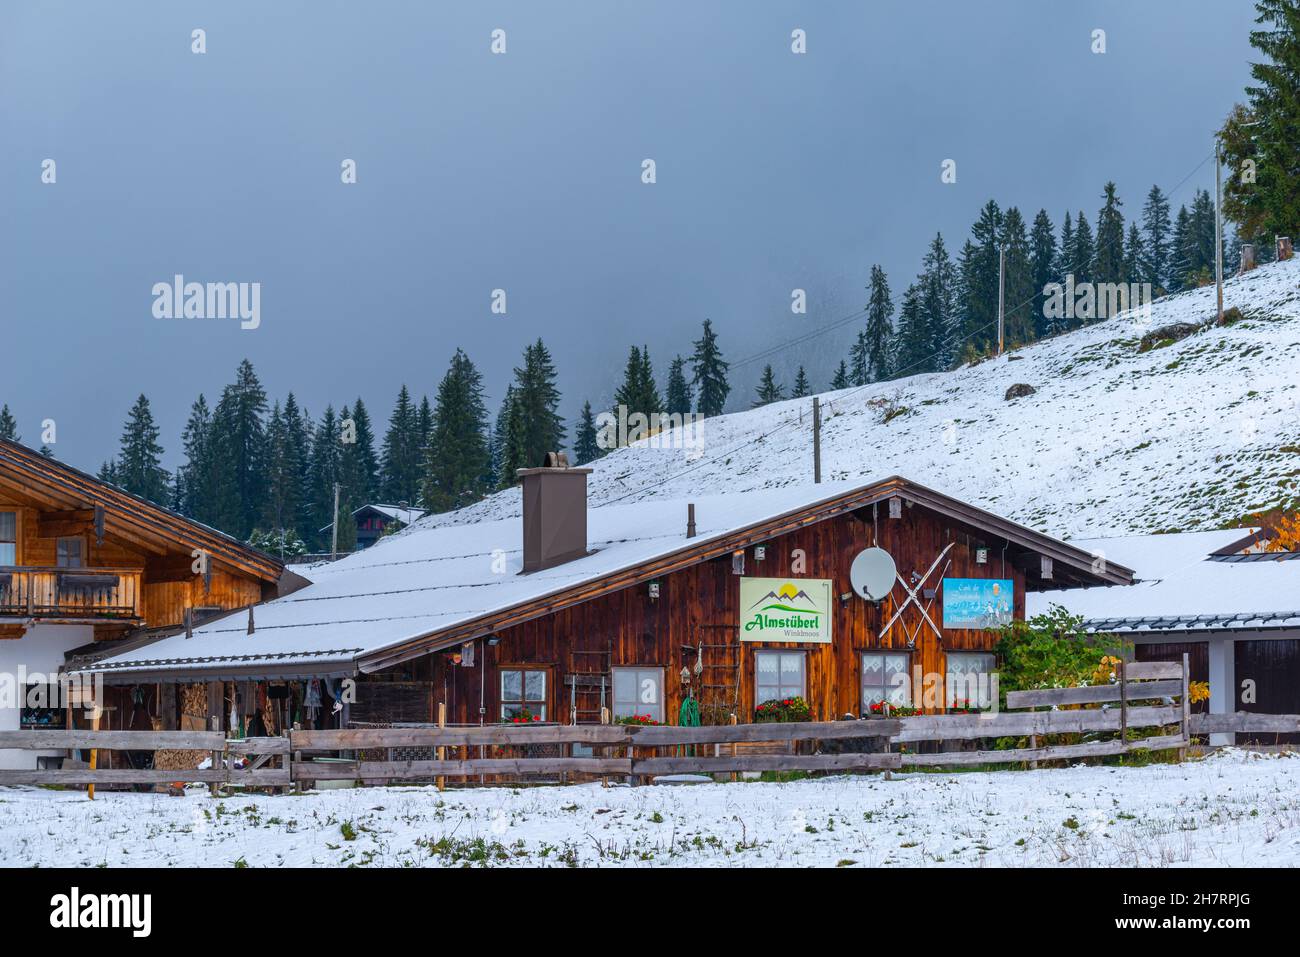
[{"x1": 443, "y1": 258, "x2": 1300, "y2": 541}]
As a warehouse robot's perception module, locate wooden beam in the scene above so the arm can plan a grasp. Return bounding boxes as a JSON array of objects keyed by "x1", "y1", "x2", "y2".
[{"x1": 1005, "y1": 679, "x2": 1184, "y2": 709}]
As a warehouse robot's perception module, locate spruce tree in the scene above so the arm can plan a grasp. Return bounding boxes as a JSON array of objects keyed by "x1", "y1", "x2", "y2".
[
  {"x1": 1140, "y1": 185, "x2": 1173, "y2": 292},
  {"x1": 573, "y1": 400, "x2": 603, "y2": 464},
  {"x1": 283, "y1": 394, "x2": 313, "y2": 530},
  {"x1": 864, "y1": 264, "x2": 894, "y2": 382},
  {"x1": 342, "y1": 398, "x2": 379, "y2": 504},
  {"x1": 664, "y1": 355, "x2": 692, "y2": 417},
  {"x1": 176, "y1": 395, "x2": 216, "y2": 522},
  {"x1": 1001, "y1": 207, "x2": 1035, "y2": 345},
  {"x1": 508, "y1": 339, "x2": 565, "y2": 473},
  {"x1": 1189, "y1": 189, "x2": 1218, "y2": 284},
  {"x1": 958, "y1": 201, "x2": 1003, "y2": 355},
  {"x1": 891, "y1": 283, "x2": 928, "y2": 376},
  {"x1": 1056, "y1": 211, "x2": 1075, "y2": 282},
  {"x1": 1220, "y1": 1, "x2": 1300, "y2": 241},
  {"x1": 491, "y1": 386, "x2": 521, "y2": 488},
  {"x1": 0, "y1": 405, "x2": 18, "y2": 442},
  {"x1": 752, "y1": 365, "x2": 785, "y2": 407},
  {"x1": 1071, "y1": 210, "x2": 1095, "y2": 289},
  {"x1": 379, "y1": 385, "x2": 421, "y2": 504},
  {"x1": 1029, "y1": 209, "x2": 1058, "y2": 338},
  {"x1": 1169, "y1": 205, "x2": 1195, "y2": 291},
  {"x1": 1123, "y1": 223, "x2": 1147, "y2": 288},
  {"x1": 689, "y1": 319, "x2": 730, "y2": 417},
  {"x1": 830, "y1": 361, "x2": 851, "y2": 390},
  {"x1": 1092, "y1": 183, "x2": 1127, "y2": 296},
  {"x1": 422, "y1": 348, "x2": 491, "y2": 513},
  {"x1": 791, "y1": 366, "x2": 810, "y2": 398},
  {"x1": 209, "y1": 360, "x2": 268, "y2": 538},
  {"x1": 114, "y1": 394, "x2": 170, "y2": 504},
  {"x1": 920, "y1": 233, "x2": 959, "y2": 369},
  {"x1": 308, "y1": 406, "x2": 342, "y2": 549},
  {"x1": 612, "y1": 345, "x2": 662, "y2": 443},
  {"x1": 261, "y1": 401, "x2": 302, "y2": 540},
  {"x1": 849, "y1": 331, "x2": 870, "y2": 386}
]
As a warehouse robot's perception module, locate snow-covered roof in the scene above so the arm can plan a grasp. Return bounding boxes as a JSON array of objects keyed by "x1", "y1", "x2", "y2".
[
  {"x1": 362, "y1": 504, "x2": 426, "y2": 525},
  {"x1": 1029, "y1": 529, "x2": 1300, "y2": 634},
  {"x1": 86, "y1": 475, "x2": 1120, "y2": 679}
]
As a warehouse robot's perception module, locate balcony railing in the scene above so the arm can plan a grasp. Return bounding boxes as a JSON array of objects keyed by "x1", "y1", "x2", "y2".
[{"x1": 0, "y1": 567, "x2": 141, "y2": 620}]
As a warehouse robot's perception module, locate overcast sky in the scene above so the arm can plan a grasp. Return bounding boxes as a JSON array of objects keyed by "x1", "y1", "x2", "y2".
[{"x1": 1, "y1": 1, "x2": 1260, "y2": 473}]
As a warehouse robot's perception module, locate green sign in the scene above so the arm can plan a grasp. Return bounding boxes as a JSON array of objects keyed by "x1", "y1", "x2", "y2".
[{"x1": 739, "y1": 577, "x2": 833, "y2": 643}]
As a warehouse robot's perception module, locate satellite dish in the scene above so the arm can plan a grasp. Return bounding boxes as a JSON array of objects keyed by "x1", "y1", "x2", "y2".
[{"x1": 850, "y1": 547, "x2": 897, "y2": 601}]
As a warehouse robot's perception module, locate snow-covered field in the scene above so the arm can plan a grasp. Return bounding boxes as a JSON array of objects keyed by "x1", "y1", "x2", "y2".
[
  {"x1": 3, "y1": 750, "x2": 1297, "y2": 867},
  {"x1": 434, "y1": 257, "x2": 1300, "y2": 540}
]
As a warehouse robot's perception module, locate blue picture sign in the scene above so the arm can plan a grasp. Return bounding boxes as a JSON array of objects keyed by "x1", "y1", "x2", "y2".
[{"x1": 942, "y1": 578, "x2": 1014, "y2": 630}]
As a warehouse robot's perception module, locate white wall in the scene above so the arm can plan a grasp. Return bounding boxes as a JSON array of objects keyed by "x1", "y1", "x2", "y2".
[{"x1": 0, "y1": 624, "x2": 95, "y2": 769}]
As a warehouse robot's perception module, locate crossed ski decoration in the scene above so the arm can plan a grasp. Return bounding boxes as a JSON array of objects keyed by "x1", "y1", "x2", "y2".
[{"x1": 878, "y1": 541, "x2": 954, "y2": 647}]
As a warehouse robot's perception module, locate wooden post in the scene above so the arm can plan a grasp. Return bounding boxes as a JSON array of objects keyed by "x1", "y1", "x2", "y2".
[
  {"x1": 209, "y1": 715, "x2": 222, "y2": 797},
  {"x1": 600, "y1": 706, "x2": 611, "y2": 789},
  {"x1": 1180, "y1": 652, "x2": 1191, "y2": 762},
  {"x1": 812, "y1": 398, "x2": 822, "y2": 484},
  {"x1": 87, "y1": 706, "x2": 100, "y2": 801},
  {"x1": 1119, "y1": 659, "x2": 1128, "y2": 753},
  {"x1": 729, "y1": 713, "x2": 739, "y2": 783},
  {"x1": 1028, "y1": 705, "x2": 1038, "y2": 771},
  {"x1": 292, "y1": 721, "x2": 303, "y2": 794},
  {"x1": 436, "y1": 702, "x2": 446, "y2": 792}
]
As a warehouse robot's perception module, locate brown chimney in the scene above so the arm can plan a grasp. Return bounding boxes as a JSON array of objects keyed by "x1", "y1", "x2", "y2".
[{"x1": 517, "y1": 452, "x2": 593, "y2": 573}]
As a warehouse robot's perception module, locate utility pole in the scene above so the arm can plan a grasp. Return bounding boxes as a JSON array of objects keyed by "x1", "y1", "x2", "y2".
[
  {"x1": 812, "y1": 397, "x2": 822, "y2": 484},
  {"x1": 1214, "y1": 139, "x2": 1224, "y2": 323},
  {"x1": 331, "y1": 482, "x2": 341, "y2": 560},
  {"x1": 997, "y1": 244, "x2": 1006, "y2": 356}
]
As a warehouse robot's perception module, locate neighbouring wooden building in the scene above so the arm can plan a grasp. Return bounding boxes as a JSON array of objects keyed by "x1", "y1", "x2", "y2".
[
  {"x1": 0, "y1": 439, "x2": 290, "y2": 768},
  {"x1": 1032, "y1": 528, "x2": 1300, "y2": 745},
  {"x1": 83, "y1": 461, "x2": 1130, "y2": 740}
]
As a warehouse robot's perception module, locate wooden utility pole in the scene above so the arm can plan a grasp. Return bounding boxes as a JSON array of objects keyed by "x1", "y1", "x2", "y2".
[
  {"x1": 1215, "y1": 141, "x2": 1224, "y2": 323},
  {"x1": 997, "y1": 244, "x2": 1006, "y2": 356},
  {"x1": 811, "y1": 397, "x2": 822, "y2": 484},
  {"x1": 331, "y1": 482, "x2": 341, "y2": 560}
]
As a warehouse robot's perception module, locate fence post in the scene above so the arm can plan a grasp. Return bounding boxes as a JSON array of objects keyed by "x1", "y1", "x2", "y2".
[
  {"x1": 1180, "y1": 653, "x2": 1190, "y2": 762},
  {"x1": 87, "y1": 707, "x2": 100, "y2": 801},
  {"x1": 436, "y1": 702, "x2": 446, "y2": 792},
  {"x1": 729, "y1": 713, "x2": 738, "y2": 783},
  {"x1": 292, "y1": 722, "x2": 303, "y2": 794},
  {"x1": 1028, "y1": 706, "x2": 1038, "y2": 771},
  {"x1": 209, "y1": 715, "x2": 222, "y2": 797},
  {"x1": 1119, "y1": 658, "x2": 1128, "y2": 753},
  {"x1": 600, "y1": 706, "x2": 611, "y2": 789}
]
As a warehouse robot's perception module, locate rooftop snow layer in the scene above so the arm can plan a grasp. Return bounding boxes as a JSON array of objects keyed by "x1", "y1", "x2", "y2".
[
  {"x1": 1029, "y1": 530, "x2": 1300, "y2": 633},
  {"x1": 89, "y1": 479, "x2": 891, "y2": 674}
]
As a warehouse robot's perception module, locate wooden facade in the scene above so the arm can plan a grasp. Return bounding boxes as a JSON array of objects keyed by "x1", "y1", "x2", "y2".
[
  {"x1": 358, "y1": 498, "x2": 1083, "y2": 726},
  {"x1": 0, "y1": 439, "x2": 283, "y2": 640}
]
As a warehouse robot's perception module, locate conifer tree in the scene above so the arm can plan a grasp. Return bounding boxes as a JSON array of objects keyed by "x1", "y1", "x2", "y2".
[
  {"x1": 308, "y1": 406, "x2": 342, "y2": 549},
  {"x1": 0, "y1": 405, "x2": 18, "y2": 442},
  {"x1": 1140, "y1": 185, "x2": 1172, "y2": 292},
  {"x1": 114, "y1": 394, "x2": 170, "y2": 504},
  {"x1": 1123, "y1": 223, "x2": 1147, "y2": 288},
  {"x1": 920, "y1": 233, "x2": 959, "y2": 369},
  {"x1": 176, "y1": 395, "x2": 215, "y2": 521},
  {"x1": 863, "y1": 264, "x2": 894, "y2": 382},
  {"x1": 261, "y1": 401, "x2": 296, "y2": 537},
  {"x1": 689, "y1": 319, "x2": 730, "y2": 417},
  {"x1": 1169, "y1": 205, "x2": 1194, "y2": 291},
  {"x1": 493, "y1": 386, "x2": 527, "y2": 489},
  {"x1": 1070, "y1": 210, "x2": 1095, "y2": 289},
  {"x1": 283, "y1": 394, "x2": 313, "y2": 528},
  {"x1": 340, "y1": 398, "x2": 379, "y2": 505},
  {"x1": 1029, "y1": 209, "x2": 1058, "y2": 338},
  {"x1": 752, "y1": 365, "x2": 785, "y2": 407},
  {"x1": 209, "y1": 360, "x2": 268, "y2": 538},
  {"x1": 612, "y1": 345, "x2": 663, "y2": 443},
  {"x1": 849, "y1": 331, "x2": 870, "y2": 386},
  {"x1": 1092, "y1": 182, "x2": 1127, "y2": 295},
  {"x1": 891, "y1": 283, "x2": 927, "y2": 376},
  {"x1": 380, "y1": 385, "x2": 421, "y2": 505},
  {"x1": 791, "y1": 366, "x2": 810, "y2": 398},
  {"x1": 1056, "y1": 211, "x2": 1075, "y2": 282},
  {"x1": 504, "y1": 339, "x2": 565, "y2": 474},
  {"x1": 958, "y1": 201, "x2": 1003, "y2": 354},
  {"x1": 573, "y1": 400, "x2": 603, "y2": 464},
  {"x1": 1219, "y1": 1, "x2": 1300, "y2": 241},
  {"x1": 1001, "y1": 207, "x2": 1035, "y2": 345},
  {"x1": 829, "y1": 360, "x2": 851, "y2": 390},
  {"x1": 422, "y1": 348, "x2": 491, "y2": 513},
  {"x1": 1189, "y1": 189, "x2": 1218, "y2": 283},
  {"x1": 664, "y1": 355, "x2": 692, "y2": 417}
]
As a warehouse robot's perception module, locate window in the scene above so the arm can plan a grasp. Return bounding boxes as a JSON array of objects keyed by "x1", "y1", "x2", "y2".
[
  {"x1": 946, "y1": 652, "x2": 997, "y2": 709},
  {"x1": 0, "y1": 512, "x2": 15, "y2": 566},
  {"x1": 612, "y1": 667, "x2": 664, "y2": 723},
  {"x1": 56, "y1": 537, "x2": 83, "y2": 568},
  {"x1": 500, "y1": 669, "x2": 547, "y2": 720},
  {"x1": 755, "y1": 650, "x2": 805, "y2": 703},
  {"x1": 862, "y1": 652, "x2": 911, "y2": 710}
]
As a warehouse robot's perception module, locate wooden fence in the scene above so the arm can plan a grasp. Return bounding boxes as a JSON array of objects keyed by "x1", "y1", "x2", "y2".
[{"x1": 2, "y1": 655, "x2": 1296, "y2": 794}]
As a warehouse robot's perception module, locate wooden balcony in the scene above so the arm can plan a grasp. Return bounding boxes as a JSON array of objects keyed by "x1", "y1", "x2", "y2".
[{"x1": 0, "y1": 566, "x2": 141, "y2": 621}]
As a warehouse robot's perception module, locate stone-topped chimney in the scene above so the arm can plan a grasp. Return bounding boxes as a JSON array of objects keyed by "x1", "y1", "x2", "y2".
[{"x1": 517, "y1": 452, "x2": 593, "y2": 573}]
